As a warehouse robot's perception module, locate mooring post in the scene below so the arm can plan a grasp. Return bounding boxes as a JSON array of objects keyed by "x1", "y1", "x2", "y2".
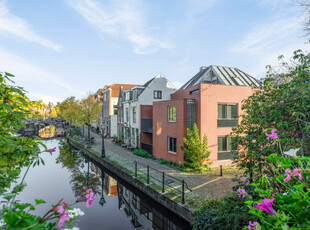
[
  {"x1": 181, "y1": 180, "x2": 185, "y2": 204},
  {"x1": 220, "y1": 165, "x2": 223, "y2": 176},
  {"x1": 147, "y1": 165, "x2": 150, "y2": 185},
  {"x1": 162, "y1": 172, "x2": 165, "y2": 193},
  {"x1": 134, "y1": 161, "x2": 137, "y2": 178}
]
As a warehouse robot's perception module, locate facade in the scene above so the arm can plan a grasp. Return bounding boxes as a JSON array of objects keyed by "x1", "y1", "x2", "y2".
[
  {"x1": 122, "y1": 73, "x2": 176, "y2": 149},
  {"x1": 101, "y1": 84, "x2": 140, "y2": 137},
  {"x1": 153, "y1": 65, "x2": 260, "y2": 167}
]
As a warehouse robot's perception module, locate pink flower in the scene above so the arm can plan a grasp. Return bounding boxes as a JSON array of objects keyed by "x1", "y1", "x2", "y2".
[
  {"x1": 283, "y1": 169, "x2": 291, "y2": 182},
  {"x1": 238, "y1": 188, "x2": 247, "y2": 198},
  {"x1": 253, "y1": 197, "x2": 277, "y2": 216},
  {"x1": 292, "y1": 168, "x2": 303, "y2": 180},
  {"x1": 266, "y1": 129, "x2": 278, "y2": 141},
  {"x1": 47, "y1": 147, "x2": 56, "y2": 155},
  {"x1": 85, "y1": 188, "x2": 95, "y2": 208},
  {"x1": 248, "y1": 221, "x2": 258, "y2": 230},
  {"x1": 58, "y1": 210, "x2": 70, "y2": 227},
  {"x1": 56, "y1": 202, "x2": 70, "y2": 227}
]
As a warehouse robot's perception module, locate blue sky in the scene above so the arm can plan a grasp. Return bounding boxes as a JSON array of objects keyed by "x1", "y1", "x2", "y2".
[{"x1": 0, "y1": 0, "x2": 308, "y2": 103}]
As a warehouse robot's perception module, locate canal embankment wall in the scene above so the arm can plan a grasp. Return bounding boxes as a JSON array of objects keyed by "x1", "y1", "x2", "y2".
[{"x1": 67, "y1": 136, "x2": 193, "y2": 223}]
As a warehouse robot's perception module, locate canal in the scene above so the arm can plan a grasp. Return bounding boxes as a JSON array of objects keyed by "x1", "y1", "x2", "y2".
[{"x1": 16, "y1": 139, "x2": 191, "y2": 229}]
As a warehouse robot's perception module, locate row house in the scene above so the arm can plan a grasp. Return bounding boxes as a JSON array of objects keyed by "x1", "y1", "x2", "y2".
[
  {"x1": 118, "y1": 73, "x2": 176, "y2": 149},
  {"x1": 153, "y1": 65, "x2": 259, "y2": 167},
  {"x1": 101, "y1": 84, "x2": 140, "y2": 137}
]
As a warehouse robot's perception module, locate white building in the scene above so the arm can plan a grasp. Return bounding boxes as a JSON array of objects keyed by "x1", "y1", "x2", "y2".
[{"x1": 122, "y1": 73, "x2": 176, "y2": 148}]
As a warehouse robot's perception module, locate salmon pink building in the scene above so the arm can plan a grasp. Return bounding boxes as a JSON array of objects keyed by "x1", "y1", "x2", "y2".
[{"x1": 153, "y1": 65, "x2": 259, "y2": 167}]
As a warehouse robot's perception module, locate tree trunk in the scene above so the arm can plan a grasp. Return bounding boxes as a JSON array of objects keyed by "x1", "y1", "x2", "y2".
[{"x1": 88, "y1": 125, "x2": 90, "y2": 140}]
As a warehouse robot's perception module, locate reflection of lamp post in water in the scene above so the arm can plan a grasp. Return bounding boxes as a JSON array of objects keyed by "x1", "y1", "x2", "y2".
[
  {"x1": 101, "y1": 126, "x2": 105, "y2": 158},
  {"x1": 99, "y1": 170, "x2": 106, "y2": 206}
]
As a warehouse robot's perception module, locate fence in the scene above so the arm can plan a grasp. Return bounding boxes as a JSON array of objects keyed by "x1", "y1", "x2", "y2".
[{"x1": 134, "y1": 161, "x2": 192, "y2": 204}]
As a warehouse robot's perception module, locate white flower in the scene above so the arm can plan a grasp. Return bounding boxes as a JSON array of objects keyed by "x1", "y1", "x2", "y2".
[
  {"x1": 0, "y1": 219, "x2": 5, "y2": 227},
  {"x1": 68, "y1": 208, "x2": 85, "y2": 218},
  {"x1": 283, "y1": 148, "x2": 300, "y2": 158}
]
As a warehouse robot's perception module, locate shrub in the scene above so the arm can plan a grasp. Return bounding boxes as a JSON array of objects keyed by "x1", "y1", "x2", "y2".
[
  {"x1": 158, "y1": 158, "x2": 180, "y2": 168},
  {"x1": 180, "y1": 123, "x2": 212, "y2": 172},
  {"x1": 192, "y1": 193, "x2": 256, "y2": 230},
  {"x1": 133, "y1": 149, "x2": 154, "y2": 159}
]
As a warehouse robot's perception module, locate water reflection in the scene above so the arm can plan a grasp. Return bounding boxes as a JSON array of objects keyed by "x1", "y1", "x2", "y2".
[
  {"x1": 58, "y1": 146, "x2": 191, "y2": 230},
  {"x1": 19, "y1": 140, "x2": 191, "y2": 229}
]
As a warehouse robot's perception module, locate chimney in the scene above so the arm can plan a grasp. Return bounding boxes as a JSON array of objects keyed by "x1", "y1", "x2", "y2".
[{"x1": 200, "y1": 66, "x2": 207, "y2": 72}]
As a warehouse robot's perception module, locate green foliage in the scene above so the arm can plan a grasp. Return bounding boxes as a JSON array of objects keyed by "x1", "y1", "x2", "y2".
[
  {"x1": 231, "y1": 50, "x2": 310, "y2": 184},
  {"x1": 0, "y1": 72, "x2": 45, "y2": 195},
  {"x1": 158, "y1": 158, "x2": 180, "y2": 168},
  {"x1": 243, "y1": 152, "x2": 310, "y2": 229},
  {"x1": 192, "y1": 193, "x2": 256, "y2": 230},
  {"x1": 180, "y1": 123, "x2": 212, "y2": 172},
  {"x1": 133, "y1": 149, "x2": 154, "y2": 159},
  {"x1": 58, "y1": 96, "x2": 83, "y2": 126}
]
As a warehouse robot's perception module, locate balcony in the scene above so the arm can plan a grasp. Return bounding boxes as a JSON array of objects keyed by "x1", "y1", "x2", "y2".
[{"x1": 141, "y1": 118, "x2": 153, "y2": 133}]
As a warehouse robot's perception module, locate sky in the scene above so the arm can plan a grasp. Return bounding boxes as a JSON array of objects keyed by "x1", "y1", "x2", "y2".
[{"x1": 0, "y1": 0, "x2": 308, "y2": 103}]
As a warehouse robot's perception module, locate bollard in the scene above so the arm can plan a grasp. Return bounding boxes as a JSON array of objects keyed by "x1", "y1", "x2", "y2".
[
  {"x1": 134, "y1": 161, "x2": 137, "y2": 178},
  {"x1": 162, "y1": 172, "x2": 165, "y2": 193},
  {"x1": 181, "y1": 180, "x2": 185, "y2": 204},
  {"x1": 147, "y1": 165, "x2": 150, "y2": 185},
  {"x1": 220, "y1": 165, "x2": 223, "y2": 176}
]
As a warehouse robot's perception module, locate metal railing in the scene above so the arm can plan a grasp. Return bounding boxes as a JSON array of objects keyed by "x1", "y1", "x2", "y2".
[{"x1": 134, "y1": 161, "x2": 192, "y2": 204}]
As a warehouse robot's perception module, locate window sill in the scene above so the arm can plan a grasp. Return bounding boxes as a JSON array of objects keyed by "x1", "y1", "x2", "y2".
[
  {"x1": 168, "y1": 151, "x2": 177, "y2": 154},
  {"x1": 168, "y1": 120, "x2": 177, "y2": 123}
]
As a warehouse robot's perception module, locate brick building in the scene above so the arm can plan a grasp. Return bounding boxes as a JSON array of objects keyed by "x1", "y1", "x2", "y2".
[{"x1": 153, "y1": 65, "x2": 259, "y2": 166}]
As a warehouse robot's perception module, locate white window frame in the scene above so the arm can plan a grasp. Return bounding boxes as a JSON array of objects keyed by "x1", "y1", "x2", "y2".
[{"x1": 168, "y1": 106, "x2": 176, "y2": 122}]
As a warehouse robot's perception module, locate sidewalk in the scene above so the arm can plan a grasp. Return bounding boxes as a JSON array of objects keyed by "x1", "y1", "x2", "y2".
[{"x1": 81, "y1": 127, "x2": 239, "y2": 201}]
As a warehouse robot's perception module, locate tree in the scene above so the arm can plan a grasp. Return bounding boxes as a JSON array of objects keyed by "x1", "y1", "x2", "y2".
[
  {"x1": 180, "y1": 123, "x2": 212, "y2": 172},
  {"x1": 231, "y1": 50, "x2": 310, "y2": 184},
  {"x1": 58, "y1": 96, "x2": 83, "y2": 126},
  {"x1": 0, "y1": 72, "x2": 44, "y2": 194},
  {"x1": 296, "y1": 0, "x2": 310, "y2": 36},
  {"x1": 50, "y1": 107, "x2": 58, "y2": 118},
  {"x1": 80, "y1": 94, "x2": 102, "y2": 140}
]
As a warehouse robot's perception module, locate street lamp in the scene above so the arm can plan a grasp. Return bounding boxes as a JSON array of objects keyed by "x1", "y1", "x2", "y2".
[
  {"x1": 99, "y1": 171, "x2": 106, "y2": 206},
  {"x1": 101, "y1": 126, "x2": 105, "y2": 158}
]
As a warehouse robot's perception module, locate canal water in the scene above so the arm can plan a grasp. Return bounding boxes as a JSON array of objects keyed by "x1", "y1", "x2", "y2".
[{"x1": 16, "y1": 139, "x2": 191, "y2": 230}]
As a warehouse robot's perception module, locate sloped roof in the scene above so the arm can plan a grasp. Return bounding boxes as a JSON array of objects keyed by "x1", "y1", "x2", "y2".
[{"x1": 177, "y1": 65, "x2": 259, "y2": 91}]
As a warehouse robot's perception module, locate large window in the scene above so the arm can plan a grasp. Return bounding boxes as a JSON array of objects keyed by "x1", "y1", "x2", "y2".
[
  {"x1": 168, "y1": 106, "x2": 176, "y2": 122},
  {"x1": 126, "y1": 108, "x2": 129, "y2": 122},
  {"x1": 132, "y1": 107, "x2": 136, "y2": 123},
  {"x1": 217, "y1": 103, "x2": 238, "y2": 127},
  {"x1": 154, "y1": 90, "x2": 162, "y2": 99},
  {"x1": 168, "y1": 137, "x2": 177, "y2": 153},
  {"x1": 217, "y1": 136, "x2": 236, "y2": 160}
]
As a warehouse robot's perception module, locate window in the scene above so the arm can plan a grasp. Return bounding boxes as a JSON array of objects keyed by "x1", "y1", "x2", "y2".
[
  {"x1": 126, "y1": 108, "x2": 129, "y2": 122},
  {"x1": 217, "y1": 103, "x2": 238, "y2": 127},
  {"x1": 168, "y1": 106, "x2": 176, "y2": 122},
  {"x1": 168, "y1": 137, "x2": 177, "y2": 153},
  {"x1": 133, "y1": 107, "x2": 136, "y2": 123},
  {"x1": 218, "y1": 136, "x2": 236, "y2": 160},
  {"x1": 167, "y1": 220, "x2": 177, "y2": 230},
  {"x1": 113, "y1": 105, "x2": 117, "y2": 115},
  {"x1": 154, "y1": 90, "x2": 162, "y2": 99}
]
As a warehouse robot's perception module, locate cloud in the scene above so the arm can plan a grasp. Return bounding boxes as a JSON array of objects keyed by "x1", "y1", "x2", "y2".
[
  {"x1": 67, "y1": 0, "x2": 171, "y2": 54},
  {"x1": 229, "y1": 14, "x2": 308, "y2": 78},
  {"x1": 0, "y1": 1, "x2": 62, "y2": 51},
  {"x1": 0, "y1": 49, "x2": 81, "y2": 103}
]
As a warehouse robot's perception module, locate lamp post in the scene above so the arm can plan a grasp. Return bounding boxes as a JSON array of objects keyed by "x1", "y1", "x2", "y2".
[
  {"x1": 99, "y1": 170, "x2": 106, "y2": 206},
  {"x1": 101, "y1": 126, "x2": 105, "y2": 158}
]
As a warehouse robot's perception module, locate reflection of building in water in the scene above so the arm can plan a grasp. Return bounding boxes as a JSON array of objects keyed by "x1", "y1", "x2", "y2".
[
  {"x1": 117, "y1": 184, "x2": 181, "y2": 230},
  {"x1": 103, "y1": 175, "x2": 118, "y2": 196}
]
